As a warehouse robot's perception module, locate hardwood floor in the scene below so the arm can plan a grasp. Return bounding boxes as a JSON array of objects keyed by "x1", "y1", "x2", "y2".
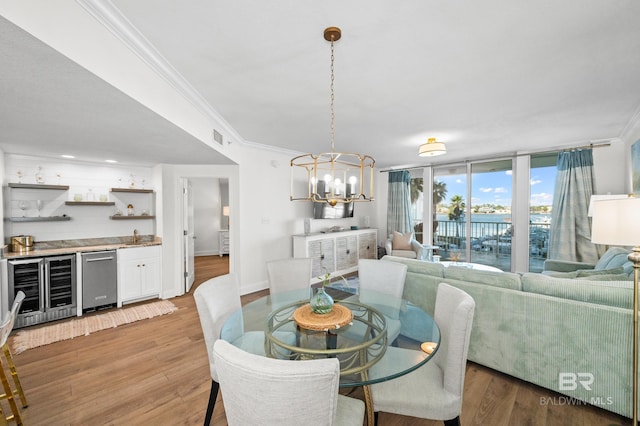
[{"x1": 5, "y1": 254, "x2": 629, "y2": 425}]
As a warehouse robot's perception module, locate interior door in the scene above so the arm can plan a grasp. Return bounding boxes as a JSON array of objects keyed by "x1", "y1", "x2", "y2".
[{"x1": 182, "y1": 179, "x2": 195, "y2": 292}]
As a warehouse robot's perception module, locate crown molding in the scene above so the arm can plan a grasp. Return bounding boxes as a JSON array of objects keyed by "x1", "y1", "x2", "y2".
[
  {"x1": 75, "y1": 0, "x2": 245, "y2": 146},
  {"x1": 619, "y1": 102, "x2": 640, "y2": 143},
  {"x1": 242, "y1": 139, "x2": 303, "y2": 157}
]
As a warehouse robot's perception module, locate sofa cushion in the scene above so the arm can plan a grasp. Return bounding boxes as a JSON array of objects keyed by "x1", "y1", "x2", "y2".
[
  {"x1": 576, "y1": 267, "x2": 625, "y2": 278},
  {"x1": 444, "y1": 265, "x2": 522, "y2": 291},
  {"x1": 542, "y1": 266, "x2": 625, "y2": 279},
  {"x1": 595, "y1": 247, "x2": 631, "y2": 270},
  {"x1": 390, "y1": 250, "x2": 417, "y2": 259},
  {"x1": 575, "y1": 273, "x2": 631, "y2": 281},
  {"x1": 392, "y1": 231, "x2": 413, "y2": 250},
  {"x1": 381, "y1": 255, "x2": 445, "y2": 277},
  {"x1": 521, "y1": 272, "x2": 633, "y2": 309}
]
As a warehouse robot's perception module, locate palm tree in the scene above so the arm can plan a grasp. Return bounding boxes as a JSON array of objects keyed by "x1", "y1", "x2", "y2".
[
  {"x1": 448, "y1": 195, "x2": 466, "y2": 239},
  {"x1": 410, "y1": 178, "x2": 423, "y2": 205},
  {"x1": 432, "y1": 180, "x2": 448, "y2": 238}
]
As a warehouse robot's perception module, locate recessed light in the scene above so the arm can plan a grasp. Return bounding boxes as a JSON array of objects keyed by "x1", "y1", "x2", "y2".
[
  {"x1": 61, "y1": 155, "x2": 75, "y2": 159},
  {"x1": 105, "y1": 160, "x2": 118, "y2": 163}
]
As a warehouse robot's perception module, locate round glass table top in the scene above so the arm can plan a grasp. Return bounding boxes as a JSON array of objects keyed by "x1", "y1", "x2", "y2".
[{"x1": 220, "y1": 286, "x2": 440, "y2": 387}]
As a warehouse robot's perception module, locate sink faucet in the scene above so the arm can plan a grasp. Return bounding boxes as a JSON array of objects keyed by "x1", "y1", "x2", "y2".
[{"x1": 133, "y1": 229, "x2": 139, "y2": 244}]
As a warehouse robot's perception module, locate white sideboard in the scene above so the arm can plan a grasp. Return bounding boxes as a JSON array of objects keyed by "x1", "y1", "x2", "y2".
[{"x1": 293, "y1": 228, "x2": 378, "y2": 283}]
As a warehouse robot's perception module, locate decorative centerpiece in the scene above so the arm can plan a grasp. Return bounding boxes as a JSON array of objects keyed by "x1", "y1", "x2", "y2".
[
  {"x1": 309, "y1": 270, "x2": 349, "y2": 314},
  {"x1": 310, "y1": 271, "x2": 335, "y2": 314}
]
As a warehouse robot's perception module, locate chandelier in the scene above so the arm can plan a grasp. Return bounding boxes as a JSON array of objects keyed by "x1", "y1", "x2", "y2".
[
  {"x1": 290, "y1": 27, "x2": 375, "y2": 207},
  {"x1": 418, "y1": 138, "x2": 447, "y2": 157}
]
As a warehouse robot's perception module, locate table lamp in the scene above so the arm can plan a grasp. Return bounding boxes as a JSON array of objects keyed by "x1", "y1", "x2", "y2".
[{"x1": 590, "y1": 195, "x2": 640, "y2": 424}]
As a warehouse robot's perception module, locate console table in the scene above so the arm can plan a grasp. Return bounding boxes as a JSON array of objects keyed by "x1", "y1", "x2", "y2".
[{"x1": 293, "y1": 228, "x2": 377, "y2": 283}]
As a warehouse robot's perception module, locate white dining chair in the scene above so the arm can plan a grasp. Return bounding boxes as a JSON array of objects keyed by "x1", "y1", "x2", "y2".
[
  {"x1": 370, "y1": 283, "x2": 475, "y2": 425},
  {"x1": 357, "y1": 258, "x2": 408, "y2": 344},
  {"x1": 194, "y1": 274, "x2": 295, "y2": 425},
  {"x1": 213, "y1": 339, "x2": 365, "y2": 426},
  {"x1": 0, "y1": 291, "x2": 28, "y2": 425},
  {"x1": 266, "y1": 257, "x2": 313, "y2": 295}
]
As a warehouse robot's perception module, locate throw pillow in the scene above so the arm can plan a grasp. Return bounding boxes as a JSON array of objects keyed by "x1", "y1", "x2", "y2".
[{"x1": 392, "y1": 231, "x2": 413, "y2": 250}]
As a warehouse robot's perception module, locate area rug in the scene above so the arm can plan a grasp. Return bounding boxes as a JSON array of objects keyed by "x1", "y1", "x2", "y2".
[{"x1": 10, "y1": 300, "x2": 178, "y2": 354}]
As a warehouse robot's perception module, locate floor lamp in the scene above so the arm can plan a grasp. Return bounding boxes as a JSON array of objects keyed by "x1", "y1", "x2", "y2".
[{"x1": 590, "y1": 195, "x2": 640, "y2": 424}]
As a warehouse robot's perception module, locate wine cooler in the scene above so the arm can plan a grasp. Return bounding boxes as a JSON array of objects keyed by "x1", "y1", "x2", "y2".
[{"x1": 8, "y1": 254, "x2": 77, "y2": 328}]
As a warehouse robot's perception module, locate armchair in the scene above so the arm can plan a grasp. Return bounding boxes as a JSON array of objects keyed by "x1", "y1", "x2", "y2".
[{"x1": 385, "y1": 231, "x2": 424, "y2": 260}]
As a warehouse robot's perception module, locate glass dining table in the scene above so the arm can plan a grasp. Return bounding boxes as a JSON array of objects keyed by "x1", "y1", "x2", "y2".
[{"x1": 220, "y1": 286, "x2": 440, "y2": 425}]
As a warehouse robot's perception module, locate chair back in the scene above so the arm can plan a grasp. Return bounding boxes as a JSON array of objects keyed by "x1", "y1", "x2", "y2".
[
  {"x1": 433, "y1": 283, "x2": 475, "y2": 397},
  {"x1": 358, "y1": 259, "x2": 407, "y2": 319},
  {"x1": 266, "y1": 258, "x2": 312, "y2": 295},
  {"x1": 193, "y1": 274, "x2": 243, "y2": 380},
  {"x1": 213, "y1": 339, "x2": 342, "y2": 426},
  {"x1": 8, "y1": 292, "x2": 25, "y2": 334}
]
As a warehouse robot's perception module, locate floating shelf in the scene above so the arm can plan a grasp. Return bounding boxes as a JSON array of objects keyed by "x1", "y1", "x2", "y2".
[
  {"x1": 110, "y1": 188, "x2": 154, "y2": 193},
  {"x1": 65, "y1": 201, "x2": 115, "y2": 206},
  {"x1": 110, "y1": 215, "x2": 156, "y2": 220},
  {"x1": 9, "y1": 216, "x2": 71, "y2": 222},
  {"x1": 8, "y1": 183, "x2": 69, "y2": 190}
]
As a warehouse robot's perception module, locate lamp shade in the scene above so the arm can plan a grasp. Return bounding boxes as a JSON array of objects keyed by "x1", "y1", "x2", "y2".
[
  {"x1": 418, "y1": 138, "x2": 446, "y2": 157},
  {"x1": 590, "y1": 196, "x2": 640, "y2": 246}
]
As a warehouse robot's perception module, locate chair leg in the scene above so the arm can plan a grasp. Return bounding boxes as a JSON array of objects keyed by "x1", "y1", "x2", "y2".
[
  {"x1": 0, "y1": 357, "x2": 21, "y2": 426},
  {"x1": 444, "y1": 416, "x2": 460, "y2": 426},
  {"x1": 204, "y1": 380, "x2": 219, "y2": 426},
  {"x1": 2, "y1": 344, "x2": 27, "y2": 408},
  {"x1": 374, "y1": 411, "x2": 379, "y2": 426}
]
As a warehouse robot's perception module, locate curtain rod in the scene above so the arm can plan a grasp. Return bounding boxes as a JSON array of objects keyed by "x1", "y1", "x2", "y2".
[{"x1": 379, "y1": 142, "x2": 611, "y2": 173}]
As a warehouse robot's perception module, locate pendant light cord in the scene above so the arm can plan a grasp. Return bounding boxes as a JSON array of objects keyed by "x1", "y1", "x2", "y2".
[{"x1": 330, "y1": 37, "x2": 335, "y2": 153}]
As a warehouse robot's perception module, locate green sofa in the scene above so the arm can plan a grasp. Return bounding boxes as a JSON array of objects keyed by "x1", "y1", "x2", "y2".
[{"x1": 383, "y1": 252, "x2": 635, "y2": 418}]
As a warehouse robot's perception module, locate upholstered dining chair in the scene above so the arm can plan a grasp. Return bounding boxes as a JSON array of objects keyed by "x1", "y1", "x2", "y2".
[
  {"x1": 357, "y1": 258, "x2": 408, "y2": 343},
  {"x1": 369, "y1": 283, "x2": 475, "y2": 426},
  {"x1": 213, "y1": 339, "x2": 365, "y2": 426},
  {"x1": 0, "y1": 291, "x2": 27, "y2": 425},
  {"x1": 194, "y1": 274, "x2": 295, "y2": 425},
  {"x1": 266, "y1": 257, "x2": 313, "y2": 295}
]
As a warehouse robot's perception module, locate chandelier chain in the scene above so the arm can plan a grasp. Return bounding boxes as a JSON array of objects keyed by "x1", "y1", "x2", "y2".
[{"x1": 330, "y1": 37, "x2": 335, "y2": 152}]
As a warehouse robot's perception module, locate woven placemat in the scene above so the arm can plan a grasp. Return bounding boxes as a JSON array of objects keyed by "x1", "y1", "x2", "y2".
[{"x1": 293, "y1": 303, "x2": 353, "y2": 331}]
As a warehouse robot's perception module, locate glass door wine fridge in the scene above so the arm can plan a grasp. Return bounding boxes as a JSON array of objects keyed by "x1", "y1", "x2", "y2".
[{"x1": 8, "y1": 254, "x2": 77, "y2": 328}]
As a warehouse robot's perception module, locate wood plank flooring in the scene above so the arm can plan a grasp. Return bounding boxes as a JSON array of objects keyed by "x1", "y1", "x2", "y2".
[{"x1": 5, "y1": 255, "x2": 629, "y2": 425}]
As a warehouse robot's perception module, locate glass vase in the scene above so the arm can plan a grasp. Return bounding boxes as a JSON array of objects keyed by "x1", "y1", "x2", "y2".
[{"x1": 310, "y1": 287, "x2": 334, "y2": 314}]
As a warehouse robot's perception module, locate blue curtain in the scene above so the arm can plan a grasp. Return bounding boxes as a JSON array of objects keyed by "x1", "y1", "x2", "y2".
[
  {"x1": 548, "y1": 149, "x2": 599, "y2": 263},
  {"x1": 387, "y1": 170, "x2": 412, "y2": 237}
]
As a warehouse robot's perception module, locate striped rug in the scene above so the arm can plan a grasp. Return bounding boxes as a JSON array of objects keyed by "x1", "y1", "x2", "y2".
[{"x1": 10, "y1": 300, "x2": 177, "y2": 354}]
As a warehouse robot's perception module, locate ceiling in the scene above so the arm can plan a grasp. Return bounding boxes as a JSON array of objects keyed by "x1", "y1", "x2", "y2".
[{"x1": 2, "y1": 1, "x2": 640, "y2": 168}]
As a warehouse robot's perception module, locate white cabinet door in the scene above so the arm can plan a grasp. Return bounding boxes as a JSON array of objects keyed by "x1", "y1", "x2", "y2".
[
  {"x1": 117, "y1": 245, "x2": 162, "y2": 305},
  {"x1": 120, "y1": 259, "x2": 142, "y2": 302},
  {"x1": 140, "y1": 255, "x2": 161, "y2": 296}
]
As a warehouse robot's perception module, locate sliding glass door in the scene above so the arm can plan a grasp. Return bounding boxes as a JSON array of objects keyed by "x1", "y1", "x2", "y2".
[
  {"x1": 469, "y1": 160, "x2": 513, "y2": 271},
  {"x1": 433, "y1": 165, "x2": 468, "y2": 262},
  {"x1": 433, "y1": 159, "x2": 513, "y2": 271}
]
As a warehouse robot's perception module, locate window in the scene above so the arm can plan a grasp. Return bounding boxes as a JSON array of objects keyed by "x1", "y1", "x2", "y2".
[{"x1": 529, "y1": 153, "x2": 557, "y2": 272}]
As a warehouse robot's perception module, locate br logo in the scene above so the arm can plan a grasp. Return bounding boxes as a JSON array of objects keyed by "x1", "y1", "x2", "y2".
[{"x1": 559, "y1": 372, "x2": 594, "y2": 391}]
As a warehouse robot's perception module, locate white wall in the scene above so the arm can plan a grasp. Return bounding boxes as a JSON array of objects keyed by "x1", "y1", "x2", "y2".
[{"x1": 4, "y1": 154, "x2": 155, "y2": 242}]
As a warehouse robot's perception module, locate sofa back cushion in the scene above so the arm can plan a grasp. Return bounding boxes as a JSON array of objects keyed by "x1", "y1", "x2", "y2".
[
  {"x1": 521, "y1": 273, "x2": 633, "y2": 309},
  {"x1": 444, "y1": 266, "x2": 522, "y2": 291},
  {"x1": 381, "y1": 255, "x2": 445, "y2": 277}
]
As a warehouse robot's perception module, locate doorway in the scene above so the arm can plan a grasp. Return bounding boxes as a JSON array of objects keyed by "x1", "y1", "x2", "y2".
[{"x1": 181, "y1": 177, "x2": 230, "y2": 293}]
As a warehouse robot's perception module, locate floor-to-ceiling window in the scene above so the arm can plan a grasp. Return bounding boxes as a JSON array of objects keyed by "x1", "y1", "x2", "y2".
[
  {"x1": 469, "y1": 160, "x2": 513, "y2": 271},
  {"x1": 428, "y1": 154, "x2": 557, "y2": 272},
  {"x1": 433, "y1": 164, "x2": 467, "y2": 262},
  {"x1": 529, "y1": 153, "x2": 557, "y2": 272},
  {"x1": 410, "y1": 172, "x2": 424, "y2": 243}
]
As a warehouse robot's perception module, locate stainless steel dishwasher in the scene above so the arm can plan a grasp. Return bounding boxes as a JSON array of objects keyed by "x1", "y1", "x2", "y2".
[{"x1": 82, "y1": 250, "x2": 117, "y2": 311}]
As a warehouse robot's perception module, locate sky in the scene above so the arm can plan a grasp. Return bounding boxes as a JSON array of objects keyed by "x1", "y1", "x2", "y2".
[{"x1": 435, "y1": 166, "x2": 557, "y2": 207}]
